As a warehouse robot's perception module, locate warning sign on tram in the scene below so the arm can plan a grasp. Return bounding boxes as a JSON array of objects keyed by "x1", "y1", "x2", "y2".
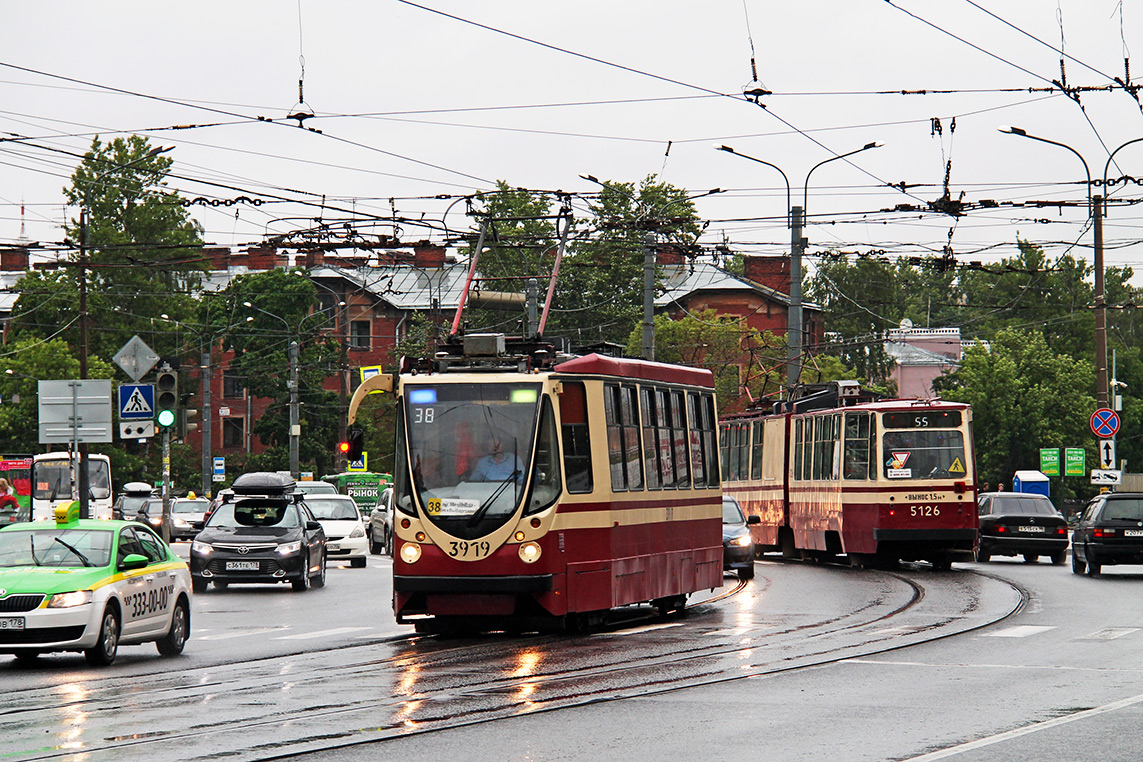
[{"x1": 1090, "y1": 408, "x2": 1120, "y2": 438}]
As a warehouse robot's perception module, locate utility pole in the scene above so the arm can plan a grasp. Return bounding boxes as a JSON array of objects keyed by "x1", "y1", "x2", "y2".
[
  {"x1": 201, "y1": 348, "x2": 212, "y2": 496},
  {"x1": 526, "y1": 278, "x2": 539, "y2": 337},
  {"x1": 788, "y1": 205, "x2": 805, "y2": 391},
  {"x1": 289, "y1": 340, "x2": 299, "y2": 477},
  {"x1": 77, "y1": 209, "x2": 91, "y2": 519},
  {"x1": 1093, "y1": 194, "x2": 1108, "y2": 409},
  {"x1": 641, "y1": 231, "x2": 656, "y2": 361},
  {"x1": 161, "y1": 426, "x2": 171, "y2": 543}
]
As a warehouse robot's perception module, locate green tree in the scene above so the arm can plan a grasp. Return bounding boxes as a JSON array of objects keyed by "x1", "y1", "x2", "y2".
[
  {"x1": 933, "y1": 328, "x2": 1095, "y2": 495},
  {"x1": 554, "y1": 175, "x2": 702, "y2": 346},
  {"x1": 11, "y1": 136, "x2": 205, "y2": 361}
]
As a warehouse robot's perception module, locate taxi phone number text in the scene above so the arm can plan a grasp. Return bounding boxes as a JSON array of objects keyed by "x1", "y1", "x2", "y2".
[{"x1": 124, "y1": 583, "x2": 174, "y2": 619}]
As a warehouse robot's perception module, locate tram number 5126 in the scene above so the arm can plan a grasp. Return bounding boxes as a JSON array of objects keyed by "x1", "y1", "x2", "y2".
[
  {"x1": 910, "y1": 505, "x2": 940, "y2": 517},
  {"x1": 448, "y1": 540, "x2": 492, "y2": 559}
]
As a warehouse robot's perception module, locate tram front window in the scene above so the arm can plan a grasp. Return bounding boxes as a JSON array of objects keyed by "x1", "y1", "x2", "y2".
[
  {"x1": 402, "y1": 382, "x2": 543, "y2": 537},
  {"x1": 882, "y1": 429, "x2": 967, "y2": 480}
]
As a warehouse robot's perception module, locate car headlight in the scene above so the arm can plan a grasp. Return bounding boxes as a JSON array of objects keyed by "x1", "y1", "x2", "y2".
[
  {"x1": 730, "y1": 535, "x2": 752, "y2": 548},
  {"x1": 191, "y1": 540, "x2": 213, "y2": 555},
  {"x1": 278, "y1": 541, "x2": 303, "y2": 555},
  {"x1": 173, "y1": 517, "x2": 189, "y2": 527},
  {"x1": 149, "y1": 516, "x2": 162, "y2": 527},
  {"x1": 349, "y1": 526, "x2": 365, "y2": 538},
  {"x1": 47, "y1": 590, "x2": 92, "y2": 608}
]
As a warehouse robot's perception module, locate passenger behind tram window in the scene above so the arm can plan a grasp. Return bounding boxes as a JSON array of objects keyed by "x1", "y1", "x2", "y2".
[{"x1": 470, "y1": 437, "x2": 524, "y2": 483}]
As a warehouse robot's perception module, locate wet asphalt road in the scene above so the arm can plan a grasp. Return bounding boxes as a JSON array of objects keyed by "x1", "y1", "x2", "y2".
[{"x1": 3, "y1": 552, "x2": 1047, "y2": 762}]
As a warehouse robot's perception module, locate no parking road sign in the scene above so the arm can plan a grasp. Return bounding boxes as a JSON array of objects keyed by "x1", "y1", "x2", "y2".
[{"x1": 1090, "y1": 408, "x2": 1120, "y2": 438}]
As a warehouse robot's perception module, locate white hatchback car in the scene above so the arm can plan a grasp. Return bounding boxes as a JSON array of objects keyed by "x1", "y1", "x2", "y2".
[{"x1": 304, "y1": 495, "x2": 368, "y2": 568}]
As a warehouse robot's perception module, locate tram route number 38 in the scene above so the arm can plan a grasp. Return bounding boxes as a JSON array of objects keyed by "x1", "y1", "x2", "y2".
[{"x1": 910, "y1": 505, "x2": 941, "y2": 517}]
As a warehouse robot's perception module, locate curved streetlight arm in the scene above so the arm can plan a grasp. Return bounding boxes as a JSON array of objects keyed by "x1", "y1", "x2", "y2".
[
  {"x1": 1103, "y1": 136, "x2": 1143, "y2": 202},
  {"x1": 716, "y1": 145, "x2": 791, "y2": 227},
  {"x1": 1000, "y1": 127, "x2": 1091, "y2": 214},
  {"x1": 803, "y1": 142, "x2": 882, "y2": 215}
]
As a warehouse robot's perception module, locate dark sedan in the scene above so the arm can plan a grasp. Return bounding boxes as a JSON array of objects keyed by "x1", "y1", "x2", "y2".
[
  {"x1": 1071, "y1": 492, "x2": 1143, "y2": 576},
  {"x1": 977, "y1": 492, "x2": 1069, "y2": 564},
  {"x1": 723, "y1": 495, "x2": 760, "y2": 580},
  {"x1": 189, "y1": 473, "x2": 327, "y2": 592}
]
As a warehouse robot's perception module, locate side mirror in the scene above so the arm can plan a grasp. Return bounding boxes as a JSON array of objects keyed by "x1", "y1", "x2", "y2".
[
  {"x1": 306, "y1": 521, "x2": 323, "y2": 532},
  {"x1": 746, "y1": 515, "x2": 761, "y2": 525},
  {"x1": 121, "y1": 553, "x2": 150, "y2": 570}
]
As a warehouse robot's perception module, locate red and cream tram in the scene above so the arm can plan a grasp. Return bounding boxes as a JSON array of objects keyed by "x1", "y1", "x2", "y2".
[
  {"x1": 347, "y1": 336, "x2": 724, "y2": 632},
  {"x1": 720, "y1": 381, "x2": 978, "y2": 569}
]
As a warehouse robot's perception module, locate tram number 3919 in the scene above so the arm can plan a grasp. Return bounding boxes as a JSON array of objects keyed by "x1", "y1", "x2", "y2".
[
  {"x1": 448, "y1": 540, "x2": 492, "y2": 559},
  {"x1": 910, "y1": 505, "x2": 941, "y2": 517}
]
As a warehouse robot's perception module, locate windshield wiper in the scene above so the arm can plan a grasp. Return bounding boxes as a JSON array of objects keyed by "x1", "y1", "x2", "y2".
[
  {"x1": 467, "y1": 470, "x2": 521, "y2": 527},
  {"x1": 29, "y1": 536, "x2": 42, "y2": 567},
  {"x1": 51, "y1": 536, "x2": 93, "y2": 567}
]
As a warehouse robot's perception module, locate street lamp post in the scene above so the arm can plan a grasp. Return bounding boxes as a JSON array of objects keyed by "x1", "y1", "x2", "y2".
[
  {"x1": 1000, "y1": 126, "x2": 1110, "y2": 408},
  {"x1": 296, "y1": 270, "x2": 349, "y2": 470},
  {"x1": 716, "y1": 142, "x2": 881, "y2": 393},
  {"x1": 243, "y1": 302, "x2": 304, "y2": 477}
]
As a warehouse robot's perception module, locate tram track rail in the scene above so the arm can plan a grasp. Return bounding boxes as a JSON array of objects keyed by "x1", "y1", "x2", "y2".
[{"x1": 2, "y1": 565, "x2": 1027, "y2": 762}]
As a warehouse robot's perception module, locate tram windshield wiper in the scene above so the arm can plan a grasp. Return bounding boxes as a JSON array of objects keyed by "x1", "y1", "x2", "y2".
[{"x1": 467, "y1": 470, "x2": 521, "y2": 527}]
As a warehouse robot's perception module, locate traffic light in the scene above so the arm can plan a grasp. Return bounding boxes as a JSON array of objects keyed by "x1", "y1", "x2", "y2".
[
  {"x1": 344, "y1": 426, "x2": 365, "y2": 461},
  {"x1": 156, "y1": 369, "x2": 178, "y2": 428},
  {"x1": 179, "y1": 408, "x2": 199, "y2": 440}
]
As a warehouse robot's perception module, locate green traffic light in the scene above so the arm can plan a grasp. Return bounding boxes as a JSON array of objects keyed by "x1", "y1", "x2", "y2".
[{"x1": 157, "y1": 409, "x2": 176, "y2": 427}]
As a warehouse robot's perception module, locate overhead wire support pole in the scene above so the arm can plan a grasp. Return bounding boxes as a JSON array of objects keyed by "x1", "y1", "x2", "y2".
[
  {"x1": 1000, "y1": 126, "x2": 1106, "y2": 408},
  {"x1": 451, "y1": 222, "x2": 487, "y2": 337},
  {"x1": 536, "y1": 204, "x2": 572, "y2": 338}
]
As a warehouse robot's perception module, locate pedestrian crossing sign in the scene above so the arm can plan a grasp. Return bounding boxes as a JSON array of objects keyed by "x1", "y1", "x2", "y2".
[{"x1": 118, "y1": 384, "x2": 155, "y2": 420}]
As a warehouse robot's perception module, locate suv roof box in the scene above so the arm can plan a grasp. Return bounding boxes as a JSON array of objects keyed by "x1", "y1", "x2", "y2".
[{"x1": 231, "y1": 471, "x2": 297, "y2": 496}]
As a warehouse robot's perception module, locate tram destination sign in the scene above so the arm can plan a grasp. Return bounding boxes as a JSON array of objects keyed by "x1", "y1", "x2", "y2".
[{"x1": 882, "y1": 411, "x2": 962, "y2": 429}]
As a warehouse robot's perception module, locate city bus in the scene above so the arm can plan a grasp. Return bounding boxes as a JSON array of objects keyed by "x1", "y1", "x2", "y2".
[
  {"x1": 31, "y1": 451, "x2": 114, "y2": 521},
  {"x1": 321, "y1": 471, "x2": 392, "y2": 516}
]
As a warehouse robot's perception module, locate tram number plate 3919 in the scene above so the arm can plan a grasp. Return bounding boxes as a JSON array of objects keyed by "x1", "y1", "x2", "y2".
[{"x1": 447, "y1": 540, "x2": 492, "y2": 559}]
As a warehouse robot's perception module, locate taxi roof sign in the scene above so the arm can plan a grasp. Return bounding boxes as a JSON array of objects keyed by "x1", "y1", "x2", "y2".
[{"x1": 55, "y1": 501, "x2": 81, "y2": 526}]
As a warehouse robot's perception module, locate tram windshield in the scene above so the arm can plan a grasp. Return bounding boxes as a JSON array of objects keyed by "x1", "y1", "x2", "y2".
[
  {"x1": 400, "y1": 382, "x2": 551, "y2": 537},
  {"x1": 882, "y1": 428, "x2": 967, "y2": 481}
]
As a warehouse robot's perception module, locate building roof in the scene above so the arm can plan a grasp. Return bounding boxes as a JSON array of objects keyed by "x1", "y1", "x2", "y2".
[{"x1": 655, "y1": 260, "x2": 820, "y2": 311}]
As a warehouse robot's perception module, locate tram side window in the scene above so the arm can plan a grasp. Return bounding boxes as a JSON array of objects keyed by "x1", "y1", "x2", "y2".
[
  {"x1": 641, "y1": 388, "x2": 662, "y2": 490},
  {"x1": 671, "y1": 391, "x2": 689, "y2": 488},
  {"x1": 750, "y1": 420, "x2": 764, "y2": 481},
  {"x1": 605, "y1": 384, "x2": 643, "y2": 492},
  {"x1": 527, "y1": 397, "x2": 563, "y2": 514},
  {"x1": 559, "y1": 381, "x2": 593, "y2": 494},
  {"x1": 811, "y1": 415, "x2": 839, "y2": 481},
  {"x1": 843, "y1": 412, "x2": 872, "y2": 480},
  {"x1": 731, "y1": 423, "x2": 749, "y2": 481},
  {"x1": 691, "y1": 392, "x2": 719, "y2": 488},
  {"x1": 718, "y1": 423, "x2": 730, "y2": 482}
]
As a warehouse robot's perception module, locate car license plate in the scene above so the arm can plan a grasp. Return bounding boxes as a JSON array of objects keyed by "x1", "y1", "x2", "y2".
[
  {"x1": 0, "y1": 617, "x2": 26, "y2": 631},
  {"x1": 327, "y1": 543, "x2": 341, "y2": 551},
  {"x1": 1018, "y1": 526, "x2": 1045, "y2": 533},
  {"x1": 1125, "y1": 529, "x2": 1143, "y2": 537},
  {"x1": 225, "y1": 561, "x2": 260, "y2": 571}
]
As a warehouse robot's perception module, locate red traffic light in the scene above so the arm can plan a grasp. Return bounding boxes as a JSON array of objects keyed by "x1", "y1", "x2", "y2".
[{"x1": 337, "y1": 441, "x2": 350, "y2": 454}]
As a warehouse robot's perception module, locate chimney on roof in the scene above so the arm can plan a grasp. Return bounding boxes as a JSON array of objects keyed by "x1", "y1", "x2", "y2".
[
  {"x1": 656, "y1": 243, "x2": 686, "y2": 266},
  {"x1": 303, "y1": 249, "x2": 325, "y2": 269},
  {"x1": 203, "y1": 247, "x2": 230, "y2": 271},
  {"x1": 412, "y1": 241, "x2": 445, "y2": 269},
  {"x1": 244, "y1": 247, "x2": 286, "y2": 271},
  {"x1": 744, "y1": 255, "x2": 791, "y2": 294},
  {"x1": 0, "y1": 247, "x2": 30, "y2": 272}
]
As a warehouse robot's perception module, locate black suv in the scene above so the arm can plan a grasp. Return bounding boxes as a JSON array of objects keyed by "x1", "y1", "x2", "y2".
[
  {"x1": 189, "y1": 472, "x2": 327, "y2": 592},
  {"x1": 1071, "y1": 492, "x2": 1143, "y2": 576},
  {"x1": 977, "y1": 492, "x2": 1069, "y2": 564}
]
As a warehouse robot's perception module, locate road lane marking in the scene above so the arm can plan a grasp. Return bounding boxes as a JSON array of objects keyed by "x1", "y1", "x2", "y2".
[
  {"x1": 1079, "y1": 627, "x2": 1140, "y2": 640},
  {"x1": 981, "y1": 625, "x2": 1056, "y2": 638},
  {"x1": 899, "y1": 691, "x2": 1143, "y2": 761},
  {"x1": 273, "y1": 627, "x2": 372, "y2": 640},
  {"x1": 196, "y1": 626, "x2": 291, "y2": 641},
  {"x1": 602, "y1": 622, "x2": 685, "y2": 637}
]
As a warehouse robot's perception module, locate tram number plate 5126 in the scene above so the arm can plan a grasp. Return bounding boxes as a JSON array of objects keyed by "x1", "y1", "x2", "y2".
[
  {"x1": 910, "y1": 505, "x2": 941, "y2": 517},
  {"x1": 448, "y1": 540, "x2": 492, "y2": 559}
]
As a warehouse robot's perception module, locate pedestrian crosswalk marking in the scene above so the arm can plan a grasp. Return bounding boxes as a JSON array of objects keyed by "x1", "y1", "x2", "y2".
[
  {"x1": 274, "y1": 627, "x2": 372, "y2": 640},
  {"x1": 1079, "y1": 627, "x2": 1140, "y2": 640},
  {"x1": 982, "y1": 625, "x2": 1056, "y2": 638}
]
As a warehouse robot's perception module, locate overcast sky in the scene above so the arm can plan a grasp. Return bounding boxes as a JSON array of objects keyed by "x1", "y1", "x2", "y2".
[{"x1": 3, "y1": 1, "x2": 1143, "y2": 291}]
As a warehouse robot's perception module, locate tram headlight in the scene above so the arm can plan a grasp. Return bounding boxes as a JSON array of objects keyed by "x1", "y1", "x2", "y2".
[
  {"x1": 518, "y1": 542, "x2": 542, "y2": 564},
  {"x1": 400, "y1": 543, "x2": 422, "y2": 564}
]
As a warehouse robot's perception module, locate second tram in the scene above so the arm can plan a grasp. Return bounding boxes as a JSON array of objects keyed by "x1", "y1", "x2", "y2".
[
  {"x1": 347, "y1": 336, "x2": 724, "y2": 632},
  {"x1": 721, "y1": 381, "x2": 978, "y2": 569}
]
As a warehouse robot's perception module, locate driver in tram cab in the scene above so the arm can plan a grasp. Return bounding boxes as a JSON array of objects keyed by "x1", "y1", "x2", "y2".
[{"x1": 470, "y1": 437, "x2": 524, "y2": 483}]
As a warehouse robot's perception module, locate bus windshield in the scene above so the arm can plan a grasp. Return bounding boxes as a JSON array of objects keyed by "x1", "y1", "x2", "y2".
[
  {"x1": 882, "y1": 429, "x2": 967, "y2": 481},
  {"x1": 33, "y1": 458, "x2": 112, "y2": 501},
  {"x1": 400, "y1": 382, "x2": 542, "y2": 533}
]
